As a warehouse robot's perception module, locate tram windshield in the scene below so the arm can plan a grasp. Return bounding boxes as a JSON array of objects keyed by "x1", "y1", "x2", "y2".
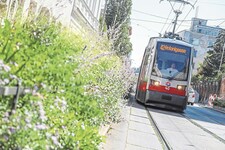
[{"x1": 152, "y1": 42, "x2": 191, "y2": 81}]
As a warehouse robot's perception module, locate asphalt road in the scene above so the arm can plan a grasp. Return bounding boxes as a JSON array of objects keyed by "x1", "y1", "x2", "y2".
[{"x1": 101, "y1": 95, "x2": 225, "y2": 150}]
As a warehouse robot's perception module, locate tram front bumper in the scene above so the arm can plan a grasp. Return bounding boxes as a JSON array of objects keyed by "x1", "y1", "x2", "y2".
[{"x1": 145, "y1": 90, "x2": 187, "y2": 111}]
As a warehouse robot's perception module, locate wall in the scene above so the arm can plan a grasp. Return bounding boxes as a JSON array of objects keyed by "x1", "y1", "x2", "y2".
[
  {"x1": 220, "y1": 76, "x2": 225, "y2": 98},
  {"x1": 21, "y1": 0, "x2": 104, "y2": 31}
]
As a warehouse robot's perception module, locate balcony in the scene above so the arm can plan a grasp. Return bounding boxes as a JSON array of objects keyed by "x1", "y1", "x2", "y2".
[{"x1": 71, "y1": 0, "x2": 99, "y2": 31}]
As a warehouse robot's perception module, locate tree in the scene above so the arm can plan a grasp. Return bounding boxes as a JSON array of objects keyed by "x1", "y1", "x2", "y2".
[
  {"x1": 105, "y1": 0, "x2": 132, "y2": 56},
  {"x1": 197, "y1": 29, "x2": 225, "y2": 80}
]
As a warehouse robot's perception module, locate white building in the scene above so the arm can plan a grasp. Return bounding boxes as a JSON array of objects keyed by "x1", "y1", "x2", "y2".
[
  {"x1": 22, "y1": 0, "x2": 105, "y2": 31},
  {"x1": 178, "y1": 18, "x2": 223, "y2": 74}
]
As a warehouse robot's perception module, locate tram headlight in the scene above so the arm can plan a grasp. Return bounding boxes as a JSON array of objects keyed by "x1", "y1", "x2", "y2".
[
  {"x1": 151, "y1": 80, "x2": 160, "y2": 86},
  {"x1": 177, "y1": 85, "x2": 186, "y2": 90}
]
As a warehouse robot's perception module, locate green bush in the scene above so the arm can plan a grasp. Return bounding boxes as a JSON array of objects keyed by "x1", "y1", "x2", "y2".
[
  {"x1": 213, "y1": 98, "x2": 225, "y2": 108},
  {"x1": 0, "y1": 16, "x2": 135, "y2": 149}
]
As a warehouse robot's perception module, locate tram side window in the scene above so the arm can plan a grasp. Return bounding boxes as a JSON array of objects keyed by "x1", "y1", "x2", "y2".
[
  {"x1": 140, "y1": 54, "x2": 150, "y2": 81},
  {"x1": 145, "y1": 53, "x2": 153, "y2": 77},
  {"x1": 140, "y1": 48, "x2": 152, "y2": 82}
]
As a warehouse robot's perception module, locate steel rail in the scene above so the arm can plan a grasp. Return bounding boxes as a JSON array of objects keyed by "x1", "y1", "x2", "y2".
[
  {"x1": 181, "y1": 112, "x2": 225, "y2": 145},
  {"x1": 145, "y1": 107, "x2": 172, "y2": 150}
]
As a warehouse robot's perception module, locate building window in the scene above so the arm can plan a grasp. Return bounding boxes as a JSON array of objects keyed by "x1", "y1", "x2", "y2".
[
  {"x1": 192, "y1": 38, "x2": 199, "y2": 46},
  {"x1": 194, "y1": 50, "x2": 197, "y2": 57},
  {"x1": 198, "y1": 29, "x2": 202, "y2": 33},
  {"x1": 208, "y1": 41, "x2": 213, "y2": 47}
]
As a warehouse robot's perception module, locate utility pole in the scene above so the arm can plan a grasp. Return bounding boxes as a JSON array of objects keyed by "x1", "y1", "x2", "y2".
[
  {"x1": 172, "y1": 10, "x2": 182, "y2": 37},
  {"x1": 218, "y1": 43, "x2": 225, "y2": 75}
]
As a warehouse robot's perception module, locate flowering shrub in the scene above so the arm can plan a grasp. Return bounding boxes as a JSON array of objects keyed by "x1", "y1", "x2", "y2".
[
  {"x1": 0, "y1": 16, "x2": 135, "y2": 149},
  {"x1": 213, "y1": 97, "x2": 225, "y2": 108}
]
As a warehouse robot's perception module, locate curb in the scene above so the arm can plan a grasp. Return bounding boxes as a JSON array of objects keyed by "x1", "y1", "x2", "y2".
[{"x1": 212, "y1": 106, "x2": 225, "y2": 113}]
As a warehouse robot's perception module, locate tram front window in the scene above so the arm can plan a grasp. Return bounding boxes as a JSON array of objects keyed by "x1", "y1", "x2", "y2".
[{"x1": 152, "y1": 42, "x2": 191, "y2": 81}]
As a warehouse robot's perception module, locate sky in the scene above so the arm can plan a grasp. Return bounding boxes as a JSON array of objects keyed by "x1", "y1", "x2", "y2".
[{"x1": 130, "y1": 0, "x2": 225, "y2": 68}]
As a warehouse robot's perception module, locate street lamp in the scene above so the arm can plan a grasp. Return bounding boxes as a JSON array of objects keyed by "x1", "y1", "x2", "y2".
[{"x1": 218, "y1": 43, "x2": 225, "y2": 75}]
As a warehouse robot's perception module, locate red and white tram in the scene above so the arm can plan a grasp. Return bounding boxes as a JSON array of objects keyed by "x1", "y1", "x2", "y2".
[{"x1": 135, "y1": 37, "x2": 194, "y2": 112}]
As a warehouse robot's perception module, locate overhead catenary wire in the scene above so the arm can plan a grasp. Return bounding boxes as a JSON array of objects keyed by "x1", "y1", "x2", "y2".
[
  {"x1": 131, "y1": 1, "x2": 225, "y2": 36},
  {"x1": 176, "y1": 0, "x2": 198, "y2": 32},
  {"x1": 218, "y1": 20, "x2": 225, "y2": 26},
  {"x1": 132, "y1": 9, "x2": 170, "y2": 20},
  {"x1": 132, "y1": 8, "x2": 225, "y2": 23},
  {"x1": 164, "y1": 1, "x2": 184, "y2": 34},
  {"x1": 165, "y1": 1, "x2": 184, "y2": 32},
  {"x1": 131, "y1": 18, "x2": 190, "y2": 27},
  {"x1": 133, "y1": 9, "x2": 225, "y2": 22},
  {"x1": 136, "y1": 23, "x2": 159, "y2": 34},
  {"x1": 168, "y1": 0, "x2": 176, "y2": 12},
  {"x1": 198, "y1": 1, "x2": 225, "y2": 6},
  {"x1": 160, "y1": 3, "x2": 175, "y2": 35}
]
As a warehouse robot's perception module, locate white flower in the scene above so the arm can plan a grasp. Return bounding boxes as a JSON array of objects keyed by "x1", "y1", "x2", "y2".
[
  {"x1": 81, "y1": 123, "x2": 85, "y2": 130},
  {"x1": 40, "y1": 114, "x2": 47, "y2": 121},
  {"x1": 50, "y1": 105, "x2": 54, "y2": 109},
  {"x1": 16, "y1": 45, "x2": 20, "y2": 50},
  {"x1": 36, "y1": 124, "x2": 48, "y2": 130},
  {"x1": 26, "y1": 124, "x2": 32, "y2": 128},
  {"x1": 46, "y1": 132, "x2": 52, "y2": 138},
  {"x1": 0, "y1": 79, "x2": 5, "y2": 85},
  {"x1": 4, "y1": 112, "x2": 9, "y2": 118},
  {"x1": 51, "y1": 136, "x2": 59, "y2": 146},
  {"x1": 61, "y1": 100, "x2": 67, "y2": 106},
  {"x1": 24, "y1": 145, "x2": 33, "y2": 150},
  {"x1": 25, "y1": 117, "x2": 31, "y2": 123},
  {"x1": 14, "y1": 62, "x2": 18, "y2": 67},
  {"x1": 40, "y1": 83, "x2": 47, "y2": 89},
  {"x1": 9, "y1": 74, "x2": 18, "y2": 79},
  {"x1": 3, "y1": 78, "x2": 9, "y2": 84},
  {"x1": 3, "y1": 65, "x2": 10, "y2": 72},
  {"x1": 9, "y1": 127, "x2": 16, "y2": 133}
]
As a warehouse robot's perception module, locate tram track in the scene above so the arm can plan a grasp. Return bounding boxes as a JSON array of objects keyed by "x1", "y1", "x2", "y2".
[
  {"x1": 145, "y1": 107, "x2": 225, "y2": 150},
  {"x1": 145, "y1": 106, "x2": 172, "y2": 150},
  {"x1": 181, "y1": 110, "x2": 225, "y2": 145}
]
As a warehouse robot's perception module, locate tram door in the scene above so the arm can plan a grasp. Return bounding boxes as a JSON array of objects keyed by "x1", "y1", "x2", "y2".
[{"x1": 136, "y1": 47, "x2": 152, "y2": 103}]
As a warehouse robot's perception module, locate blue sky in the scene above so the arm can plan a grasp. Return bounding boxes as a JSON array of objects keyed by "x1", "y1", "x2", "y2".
[{"x1": 130, "y1": 0, "x2": 225, "y2": 67}]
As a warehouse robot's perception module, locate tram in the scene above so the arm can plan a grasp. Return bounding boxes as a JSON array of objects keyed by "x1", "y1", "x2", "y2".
[{"x1": 135, "y1": 36, "x2": 194, "y2": 112}]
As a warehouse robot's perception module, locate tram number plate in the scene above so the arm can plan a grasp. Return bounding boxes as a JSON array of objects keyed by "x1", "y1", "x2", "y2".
[{"x1": 162, "y1": 95, "x2": 172, "y2": 101}]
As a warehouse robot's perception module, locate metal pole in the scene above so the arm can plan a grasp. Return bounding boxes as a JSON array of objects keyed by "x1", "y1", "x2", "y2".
[
  {"x1": 10, "y1": 79, "x2": 22, "y2": 115},
  {"x1": 172, "y1": 10, "x2": 182, "y2": 37},
  {"x1": 218, "y1": 43, "x2": 225, "y2": 74}
]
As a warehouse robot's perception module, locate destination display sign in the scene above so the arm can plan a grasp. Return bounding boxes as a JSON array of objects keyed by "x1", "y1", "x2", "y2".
[{"x1": 157, "y1": 42, "x2": 190, "y2": 55}]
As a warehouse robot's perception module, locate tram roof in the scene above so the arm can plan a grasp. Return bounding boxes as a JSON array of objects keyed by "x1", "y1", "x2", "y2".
[{"x1": 149, "y1": 37, "x2": 193, "y2": 48}]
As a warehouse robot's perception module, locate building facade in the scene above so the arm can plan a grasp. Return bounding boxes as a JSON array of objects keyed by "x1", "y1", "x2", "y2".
[
  {"x1": 21, "y1": 0, "x2": 105, "y2": 32},
  {"x1": 71, "y1": 0, "x2": 104, "y2": 31},
  {"x1": 178, "y1": 18, "x2": 223, "y2": 74}
]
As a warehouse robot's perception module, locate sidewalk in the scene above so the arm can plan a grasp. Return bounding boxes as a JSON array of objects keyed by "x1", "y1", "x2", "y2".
[{"x1": 100, "y1": 94, "x2": 162, "y2": 150}]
